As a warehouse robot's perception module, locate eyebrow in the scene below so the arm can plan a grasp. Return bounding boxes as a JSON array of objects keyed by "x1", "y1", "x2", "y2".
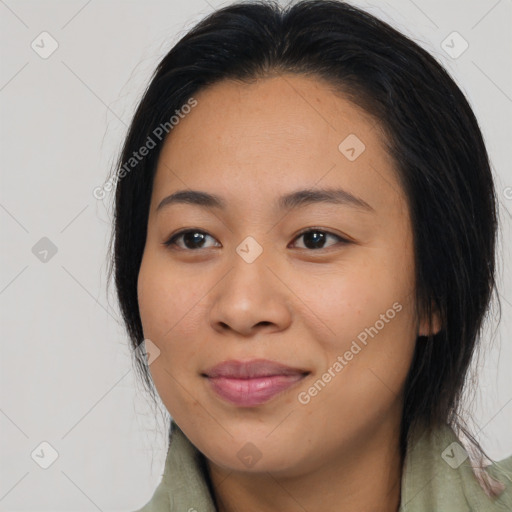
[{"x1": 156, "y1": 187, "x2": 375, "y2": 213}]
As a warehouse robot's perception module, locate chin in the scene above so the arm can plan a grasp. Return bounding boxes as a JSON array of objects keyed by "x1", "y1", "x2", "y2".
[
  {"x1": 209, "y1": 449, "x2": 303, "y2": 476},
  {"x1": 200, "y1": 431, "x2": 308, "y2": 476}
]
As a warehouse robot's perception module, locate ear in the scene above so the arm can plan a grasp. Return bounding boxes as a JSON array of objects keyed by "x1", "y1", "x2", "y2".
[{"x1": 418, "y1": 300, "x2": 442, "y2": 337}]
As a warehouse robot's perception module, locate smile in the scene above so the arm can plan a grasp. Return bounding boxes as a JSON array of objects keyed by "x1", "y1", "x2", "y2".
[{"x1": 203, "y1": 359, "x2": 310, "y2": 407}]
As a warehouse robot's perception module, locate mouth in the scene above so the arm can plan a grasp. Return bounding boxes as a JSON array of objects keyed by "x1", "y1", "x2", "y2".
[{"x1": 202, "y1": 359, "x2": 310, "y2": 407}]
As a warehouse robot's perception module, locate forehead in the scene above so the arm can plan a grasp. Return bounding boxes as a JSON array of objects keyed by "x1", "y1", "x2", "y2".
[{"x1": 151, "y1": 74, "x2": 405, "y2": 216}]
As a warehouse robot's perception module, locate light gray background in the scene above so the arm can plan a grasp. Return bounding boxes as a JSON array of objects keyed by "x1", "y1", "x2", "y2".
[{"x1": 1, "y1": 0, "x2": 511, "y2": 510}]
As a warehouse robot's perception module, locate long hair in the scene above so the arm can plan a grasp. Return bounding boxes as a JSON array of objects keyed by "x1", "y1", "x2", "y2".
[{"x1": 106, "y1": 0, "x2": 503, "y2": 496}]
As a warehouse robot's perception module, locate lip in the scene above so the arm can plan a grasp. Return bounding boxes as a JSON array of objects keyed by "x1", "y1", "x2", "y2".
[{"x1": 203, "y1": 359, "x2": 309, "y2": 407}]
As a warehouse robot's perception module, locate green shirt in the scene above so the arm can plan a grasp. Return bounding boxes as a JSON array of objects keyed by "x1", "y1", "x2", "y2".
[{"x1": 134, "y1": 420, "x2": 512, "y2": 511}]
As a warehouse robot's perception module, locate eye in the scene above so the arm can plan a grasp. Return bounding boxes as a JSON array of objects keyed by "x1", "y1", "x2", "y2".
[
  {"x1": 163, "y1": 229, "x2": 221, "y2": 251},
  {"x1": 162, "y1": 227, "x2": 350, "y2": 252},
  {"x1": 289, "y1": 228, "x2": 349, "y2": 250}
]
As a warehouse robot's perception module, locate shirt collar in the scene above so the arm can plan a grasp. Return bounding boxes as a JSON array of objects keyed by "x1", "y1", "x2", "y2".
[{"x1": 145, "y1": 419, "x2": 512, "y2": 511}]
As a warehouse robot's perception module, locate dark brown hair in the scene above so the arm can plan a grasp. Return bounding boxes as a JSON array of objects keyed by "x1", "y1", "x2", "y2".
[{"x1": 107, "y1": 0, "x2": 503, "y2": 496}]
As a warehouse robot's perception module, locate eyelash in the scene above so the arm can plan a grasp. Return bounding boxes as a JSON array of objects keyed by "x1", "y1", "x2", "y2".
[{"x1": 162, "y1": 227, "x2": 350, "y2": 252}]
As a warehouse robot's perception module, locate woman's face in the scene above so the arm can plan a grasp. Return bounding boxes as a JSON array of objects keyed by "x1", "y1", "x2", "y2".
[{"x1": 137, "y1": 74, "x2": 437, "y2": 475}]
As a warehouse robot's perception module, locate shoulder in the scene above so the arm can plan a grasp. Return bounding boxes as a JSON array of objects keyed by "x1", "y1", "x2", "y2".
[
  {"x1": 400, "y1": 421, "x2": 512, "y2": 511},
  {"x1": 132, "y1": 485, "x2": 171, "y2": 512},
  {"x1": 131, "y1": 422, "x2": 217, "y2": 512},
  {"x1": 482, "y1": 453, "x2": 512, "y2": 506}
]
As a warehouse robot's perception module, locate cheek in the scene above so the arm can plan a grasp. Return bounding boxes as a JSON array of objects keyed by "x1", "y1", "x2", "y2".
[
  {"x1": 294, "y1": 249, "x2": 417, "y2": 393},
  {"x1": 137, "y1": 248, "x2": 214, "y2": 371},
  {"x1": 293, "y1": 274, "x2": 417, "y2": 436},
  {"x1": 137, "y1": 254, "x2": 168, "y2": 341},
  {"x1": 137, "y1": 251, "x2": 202, "y2": 414},
  {"x1": 137, "y1": 249, "x2": 200, "y2": 341},
  {"x1": 137, "y1": 252, "x2": 189, "y2": 382},
  {"x1": 296, "y1": 256, "x2": 414, "y2": 343}
]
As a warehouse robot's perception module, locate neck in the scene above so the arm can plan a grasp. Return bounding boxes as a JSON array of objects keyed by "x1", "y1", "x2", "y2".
[{"x1": 206, "y1": 417, "x2": 403, "y2": 512}]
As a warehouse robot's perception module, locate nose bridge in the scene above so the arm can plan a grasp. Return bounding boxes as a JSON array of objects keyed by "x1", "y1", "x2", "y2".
[
  {"x1": 226, "y1": 233, "x2": 275, "y2": 301},
  {"x1": 235, "y1": 233, "x2": 267, "y2": 266},
  {"x1": 208, "y1": 233, "x2": 291, "y2": 335}
]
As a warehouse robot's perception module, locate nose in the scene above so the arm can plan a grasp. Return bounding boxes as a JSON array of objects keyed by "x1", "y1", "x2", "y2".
[{"x1": 208, "y1": 249, "x2": 293, "y2": 338}]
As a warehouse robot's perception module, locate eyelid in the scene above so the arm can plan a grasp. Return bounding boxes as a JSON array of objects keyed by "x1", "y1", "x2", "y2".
[
  {"x1": 162, "y1": 227, "x2": 351, "y2": 251},
  {"x1": 162, "y1": 228, "x2": 220, "y2": 250},
  {"x1": 289, "y1": 226, "x2": 352, "y2": 247}
]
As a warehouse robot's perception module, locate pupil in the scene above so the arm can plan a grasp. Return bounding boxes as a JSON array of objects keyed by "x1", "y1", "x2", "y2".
[
  {"x1": 185, "y1": 232, "x2": 204, "y2": 248},
  {"x1": 181, "y1": 231, "x2": 327, "y2": 249},
  {"x1": 304, "y1": 231, "x2": 325, "y2": 249}
]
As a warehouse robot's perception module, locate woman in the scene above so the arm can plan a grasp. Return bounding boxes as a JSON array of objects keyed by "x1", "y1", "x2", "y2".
[{"x1": 107, "y1": 1, "x2": 512, "y2": 510}]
